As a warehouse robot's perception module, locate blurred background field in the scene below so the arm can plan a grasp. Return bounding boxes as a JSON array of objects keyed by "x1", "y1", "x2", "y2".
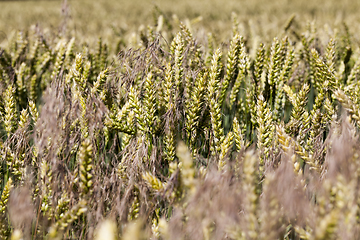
[{"x1": 1, "y1": 0, "x2": 360, "y2": 47}]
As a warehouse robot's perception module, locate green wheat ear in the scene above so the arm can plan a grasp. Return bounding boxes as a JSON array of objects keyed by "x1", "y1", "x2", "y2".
[
  {"x1": 15, "y1": 62, "x2": 28, "y2": 107},
  {"x1": 334, "y1": 89, "x2": 360, "y2": 127},
  {"x1": 79, "y1": 138, "x2": 94, "y2": 198},
  {"x1": 325, "y1": 38, "x2": 336, "y2": 74},
  {"x1": 91, "y1": 68, "x2": 108, "y2": 95},
  {"x1": 276, "y1": 124, "x2": 318, "y2": 173},
  {"x1": 18, "y1": 108, "x2": 29, "y2": 130},
  {"x1": 283, "y1": 83, "x2": 310, "y2": 136},
  {"x1": 143, "y1": 70, "x2": 159, "y2": 140},
  {"x1": 208, "y1": 48, "x2": 224, "y2": 155},
  {"x1": 218, "y1": 131, "x2": 234, "y2": 171},
  {"x1": 50, "y1": 39, "x2": 67, "y2": 80},
  {"x1": 29, "y1": 74, "x2": 38, "y2": 102},
  {"x1": 206, "y1": 33, "x2": 215, "y2": 66},
  {"x1": 129, "y1": 85, "x2": 146, "y2": 134},
  {"x1": 54, "y1": 193, "x2": 70, "y2": 221},
  {"x1": 49, "y1": 200, "x2": 87, "y2": 239},
  {"x1": 40, "y1": 159, "x2": 53, "y2": 220},
  {"x1": 253, "y1": 43, "x2": 266, "y2": 87},
  {"x1": 256, "y1": 94, "x2": 274, "y2": 170},
  {"x1": 28, "y1": 34, "x2": 40, "y2": 65},
  {"x1": 233, "y1": 117, "x2": 244, "y2": 152},
  {"x1": 219, "y1": 34, "x2": 242, "y2": 106},
  {"x1": 267, "y1": 37, "x2": 282, "y2": 87},
  {"x1": 311, "y1": 48, "x2": 337, "y2": 91},
  {"x1": 185, "y1": 71, "x2": 207, "y2": 153},
  {"x1": 28, "y1": 100, "x2": 39, "y2": 124},
  {"x1": 128, "y1": 187, "x2": 140, "y2": 221},
  {"x1": 11, "y1": 31, "x2": 27, "y2": 66},
  {"x1": 173, "y1": 32, "x2": 185, "y2": 91},
  {"x1": 4, "y1": 84, "x2": 17, "y2": 137},
  {"x1": 64, "y1": 37, "x2": 75, "y2": 67},
  {"x1": 0, "y1": 178, "x2": 12, "y2": 214},
  {"x1": 142, "y1": 172, "x2": 165, "y2": 192},
  {"x1": 162, "y1": 64, "x2": 176, "y2": 166},
  {"x1": 273, "y1": 44, "x2": 294, "y2": 122},
  {"x1": 347, "y1": 50, "x2": 360, "y2": 85},
  {"x1": 229, "y1": 36, "x2": 248, "y2": 107}
]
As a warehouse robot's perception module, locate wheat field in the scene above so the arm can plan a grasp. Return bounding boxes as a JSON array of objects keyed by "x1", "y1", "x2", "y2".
[{"x1": 1, "y1": 0, "x2": 360, "y2": 239}]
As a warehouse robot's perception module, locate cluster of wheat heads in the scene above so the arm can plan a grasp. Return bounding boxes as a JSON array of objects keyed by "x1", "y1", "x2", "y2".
[{"x1": 1, "y1": 17, "x2": 360, "y2": 239}]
